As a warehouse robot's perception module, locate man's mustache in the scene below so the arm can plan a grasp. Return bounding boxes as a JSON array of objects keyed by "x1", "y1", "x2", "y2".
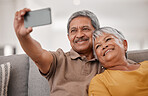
[{"x1": 74, "y1": 37, "x2": 89, "y2": 43}]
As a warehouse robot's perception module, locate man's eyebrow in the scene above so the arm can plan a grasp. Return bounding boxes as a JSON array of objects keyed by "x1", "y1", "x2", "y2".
[
  {"x1": 70, "y1": 26, "x2": 89, "y2": 30},
  {"x1": 82, "y1": 26, "x2": 89, "y2": 28},
  {"x1": 70, "y1": 27, "x2": 76, "y2": 30}
]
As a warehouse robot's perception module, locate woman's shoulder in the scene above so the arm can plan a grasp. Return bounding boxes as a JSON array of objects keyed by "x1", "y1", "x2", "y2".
[
  {"x1": 90, "y1": 74, "x2": 105, "y2": 86},
  {"x1": 139, "y1": 60, "x2": 148, "y2": 68},
  {"x1": 140, "y1": 60, "x2": 148, "y2": 65},
  {"x1": 90, "y1": 71, "x2": 108, "y2": 83}
]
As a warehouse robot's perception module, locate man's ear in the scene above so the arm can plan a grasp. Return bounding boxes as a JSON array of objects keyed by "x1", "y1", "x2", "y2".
[
  {"x1": 67, "y1": 34, "x2": 70, "y2": 41},
  {"x1": 123, "y1": 40, "x2": 128, "y2": 51}
]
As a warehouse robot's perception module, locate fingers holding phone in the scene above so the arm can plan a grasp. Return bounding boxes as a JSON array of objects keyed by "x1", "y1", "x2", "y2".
[
  {"x1": 14, "y1": 8, "x2": 52, "y2": 38},
  {"x1": 14, "y1": 8, "x2": 33, "y2": 37},
  {"x1": 24, "y1": 8, "x2": 52, "y2": 28}
]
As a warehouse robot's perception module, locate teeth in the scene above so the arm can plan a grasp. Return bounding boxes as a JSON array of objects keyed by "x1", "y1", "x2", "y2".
[
  {"x1": 105, "y1": 50, "x2": 111, "y2": 56},
  {"x1": 77, "y1": 40, "x2": 86, "y2": 44},
  {"x1": 78, "y1": 40, "x2": 83, "y2": 42}
]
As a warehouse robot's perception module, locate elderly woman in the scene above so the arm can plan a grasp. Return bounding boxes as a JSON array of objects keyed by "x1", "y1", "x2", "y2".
[{"x1": 89, "y1": 27, "x2": 148, "y2": 96}]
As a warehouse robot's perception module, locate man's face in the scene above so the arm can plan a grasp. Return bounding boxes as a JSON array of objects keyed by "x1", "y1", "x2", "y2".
[{"x1": 68, "y1": 16, "x2": 95, "y2": 54}]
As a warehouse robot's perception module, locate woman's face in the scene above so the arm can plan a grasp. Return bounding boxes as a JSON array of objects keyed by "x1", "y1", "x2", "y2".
[{"x1": 94, "y1": 32, "x2": 127, "y2": 68}]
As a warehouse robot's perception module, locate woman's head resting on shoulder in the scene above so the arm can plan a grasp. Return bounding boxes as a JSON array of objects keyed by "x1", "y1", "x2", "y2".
[{"x1": 93, "y1": 27, "x2": 128, "y2": 69}]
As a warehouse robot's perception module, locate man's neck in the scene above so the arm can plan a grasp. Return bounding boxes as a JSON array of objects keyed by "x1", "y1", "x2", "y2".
[{"x1": 79, "y1": 51, "x2": 94, "y2": 60}]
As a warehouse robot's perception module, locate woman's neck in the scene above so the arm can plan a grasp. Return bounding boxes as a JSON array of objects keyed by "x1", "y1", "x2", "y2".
[
  {"x1": 107, "y1": 62, "x2": 140, "y2": 71},
  {"x1": 105, "y1": 58, "x2": 140, "y2": 71}
]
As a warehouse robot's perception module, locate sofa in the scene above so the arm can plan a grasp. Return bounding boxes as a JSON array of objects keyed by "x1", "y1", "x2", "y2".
[
  {"x1": 0, "y1": 54, "x2": 50, "y2": 96},
  {"x1": 0, "y1": 49, "x2": 148, "y2": 96}
]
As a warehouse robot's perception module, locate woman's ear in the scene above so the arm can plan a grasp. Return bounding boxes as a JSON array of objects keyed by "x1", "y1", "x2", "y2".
[{"x1": 123, "y1": 40, "x2": 128, "y2": 51}]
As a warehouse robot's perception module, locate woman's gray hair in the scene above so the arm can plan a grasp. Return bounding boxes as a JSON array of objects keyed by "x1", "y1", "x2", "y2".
[
  {"x1": 93, "y1": 27, "x2": 125, "y2": 41},
  {"x1": 67, "y1": 10, "x2": 100, "y2": 34},
  {"x1": 92, "y1": 27, "x2": 127, "y2": 59}
]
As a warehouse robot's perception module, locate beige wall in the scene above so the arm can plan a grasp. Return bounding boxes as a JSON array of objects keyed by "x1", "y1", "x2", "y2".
[{"x1": 0, "y1": 0, "x2": 26, "y2": 54}]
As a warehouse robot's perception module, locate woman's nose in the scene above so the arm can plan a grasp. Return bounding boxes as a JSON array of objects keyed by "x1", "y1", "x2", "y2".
[{"x1": 103, "y1": 45, "x2": 108, "y2": 50}]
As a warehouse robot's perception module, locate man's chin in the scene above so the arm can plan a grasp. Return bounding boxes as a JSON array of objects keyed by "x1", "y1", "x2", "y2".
[{"x1": 74, "y1": 47, "x2": 91, "y2": 53}]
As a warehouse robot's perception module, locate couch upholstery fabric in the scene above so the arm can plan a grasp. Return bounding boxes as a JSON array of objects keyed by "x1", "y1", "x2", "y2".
[{"x1": 0, "y1": 54, "x2": 29, "y2": 96}]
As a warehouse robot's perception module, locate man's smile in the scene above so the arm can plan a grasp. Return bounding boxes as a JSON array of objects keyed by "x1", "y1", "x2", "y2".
[{"x1": 74, "y1": 37, "x2": 89, "y2": 43}]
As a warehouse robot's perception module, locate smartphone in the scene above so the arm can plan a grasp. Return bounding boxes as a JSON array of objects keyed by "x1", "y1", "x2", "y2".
[{"x1": 24, "y1": 8, "x2": 52, "y2": 28}]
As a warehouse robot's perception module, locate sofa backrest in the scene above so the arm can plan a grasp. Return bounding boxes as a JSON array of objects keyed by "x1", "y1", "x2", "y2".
[
  {"x1": 0, "y1": 54, "x2": 29, "y2": 96},
  {"x1": 0, "y1": 49, "x2": 147, "y2": 96},
  {"x1": 28, "y1": 59, "x2": 50, "y2": 96},
  {"x1": 127, "y1": 49, "x2": 148, "y2": 62},
  {"x1": 28, "y1": 49, "x2": 148, "y2": 96}
]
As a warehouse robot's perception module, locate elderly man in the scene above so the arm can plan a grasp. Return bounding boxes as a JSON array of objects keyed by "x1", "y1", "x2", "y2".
[{"x1": 14, "y1": 8, "x2": 100, "y2": 96}]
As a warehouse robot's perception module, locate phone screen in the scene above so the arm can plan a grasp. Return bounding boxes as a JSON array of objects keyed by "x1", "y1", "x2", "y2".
[{"x1": 24, "y1": 8, "x2": 52, "y2": 28}]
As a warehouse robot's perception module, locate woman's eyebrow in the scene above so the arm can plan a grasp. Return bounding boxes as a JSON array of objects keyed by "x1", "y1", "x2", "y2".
[
  {"x1": 95, "y1": 41, "x2": 101, "y2": 45},
  {"x1": 95, "y1": 35, "x2": 111, "y2": 44},
  {"x1": 104, "y1": 35, "x2": 112, "y2": 40}
]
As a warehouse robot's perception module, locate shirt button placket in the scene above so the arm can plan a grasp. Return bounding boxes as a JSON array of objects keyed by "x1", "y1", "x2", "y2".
[{"x1": 84, "y1": 62, "x2": 90, "y2": 75}]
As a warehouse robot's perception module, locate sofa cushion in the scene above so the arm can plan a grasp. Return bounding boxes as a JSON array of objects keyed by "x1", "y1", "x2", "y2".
[
  {"x1": 28, "y1": 59, "x2": 50, "y2": 96},
  {"x1": 0, "y1": 54, "x2": 29, "y2": 96},
  {"x1": 0, "y1": 62, "x2": 11, "y2": 96},
  {"x1": 127, "y1": 49, "x2": 148, "y2": 62}
]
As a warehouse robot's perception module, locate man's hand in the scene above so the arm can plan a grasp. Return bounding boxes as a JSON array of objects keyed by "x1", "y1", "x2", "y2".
[{"x1": 14, "y1": 8, "x2": 33, "y2": 37}]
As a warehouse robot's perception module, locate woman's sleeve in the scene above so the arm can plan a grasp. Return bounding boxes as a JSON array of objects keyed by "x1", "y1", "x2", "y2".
[{"x1": 88, "y1": 76, "x2": 111, "y2": 96}]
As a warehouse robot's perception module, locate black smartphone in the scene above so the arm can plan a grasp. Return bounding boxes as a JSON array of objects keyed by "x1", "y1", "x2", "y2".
[{"x1": 24, "y1": 8, "x2": 52, "y2": 28}]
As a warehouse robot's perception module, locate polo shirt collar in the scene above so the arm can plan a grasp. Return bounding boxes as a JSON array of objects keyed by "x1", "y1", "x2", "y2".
[
  {"x1": 70, "y1": 49, "x2": 81, "y2": 59},
  {"x1": 69, "y1": 49, "x2": 97, "y2": 61}
]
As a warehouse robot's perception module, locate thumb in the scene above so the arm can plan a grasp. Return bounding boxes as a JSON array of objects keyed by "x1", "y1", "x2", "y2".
[{"x1": 26, "y1": 27, "x2": 33, "y2": 34}]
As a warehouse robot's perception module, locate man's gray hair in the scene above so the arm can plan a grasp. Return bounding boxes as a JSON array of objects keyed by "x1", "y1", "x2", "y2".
[{"x1": 67, "y1": 10, "x2": 100, "y2": 34}]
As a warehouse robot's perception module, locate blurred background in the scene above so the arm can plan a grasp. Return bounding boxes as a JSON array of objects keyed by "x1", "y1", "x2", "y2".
[{"x1": 0, "y1": 0, "x2": 148, "y2": 56}]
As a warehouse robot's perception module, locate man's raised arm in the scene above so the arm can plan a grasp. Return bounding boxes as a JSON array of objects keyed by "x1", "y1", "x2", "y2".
[{"x1": 14, "y1": 8, "x2": 53, "y2": 74}]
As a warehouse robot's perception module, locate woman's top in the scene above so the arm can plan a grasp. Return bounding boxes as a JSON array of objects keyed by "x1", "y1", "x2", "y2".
[{"x1": 89, "y1": 61, "x2": 148, "y2": 96}]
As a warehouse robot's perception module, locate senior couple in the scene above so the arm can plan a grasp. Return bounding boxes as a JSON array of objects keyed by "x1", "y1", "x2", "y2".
[{"x1": 14, "y1": 8, "x2": 148, "y2": 96}]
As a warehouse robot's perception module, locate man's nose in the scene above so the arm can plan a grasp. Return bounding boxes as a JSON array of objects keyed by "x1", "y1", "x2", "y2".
[{"x1": 76, "y1": 30, "x2": 84, "y2": 37}]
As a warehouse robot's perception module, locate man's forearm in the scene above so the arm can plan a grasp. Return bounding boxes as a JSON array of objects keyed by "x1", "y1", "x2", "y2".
[{"x1": 18, "y1": 34, "x2": 44, "y2": 62}]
